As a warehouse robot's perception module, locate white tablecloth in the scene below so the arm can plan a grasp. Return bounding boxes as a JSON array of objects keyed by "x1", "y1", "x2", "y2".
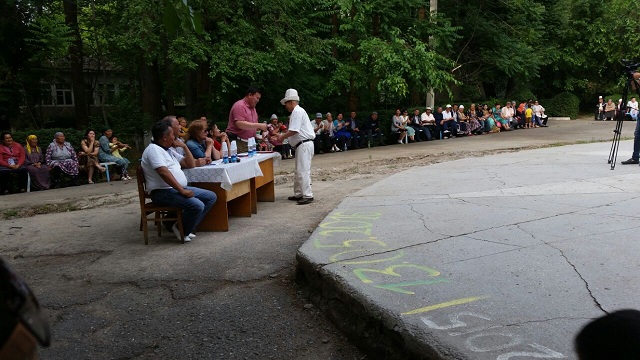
[
  {"x1": 183, "y1": 157, "x2": 262, "y2": 191},
  {"x1": 255, "y1": 152, "x2": 281, "y2": 167}
]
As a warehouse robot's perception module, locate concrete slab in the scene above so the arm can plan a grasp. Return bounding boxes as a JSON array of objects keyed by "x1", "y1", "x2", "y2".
[{"x1": 298, "y1": 141, "x2": 640, "y2": 359}]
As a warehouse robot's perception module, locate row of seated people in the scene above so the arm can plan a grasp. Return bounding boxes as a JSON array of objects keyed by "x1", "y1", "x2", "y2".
[
  {"x1": 294, "y1": 101, "x2": 548, "y2": 155},
  {"x1": 0, "y1": 129, "x2": 131, "y2": 194},
  {"x1": 595, "y1": 96, "x2": 639, "y2": 121}
]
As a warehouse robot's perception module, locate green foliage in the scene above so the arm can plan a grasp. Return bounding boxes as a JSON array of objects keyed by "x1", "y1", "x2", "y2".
[
  {"x1": 4, "y1": 0, "x2": 639, "y2": 132},
  {"x1": 545, "y1": 92, "x2": 580, "y2": 119},
  {"x1": 510, "y1": 89, "x2": 537, "y2": 103},
  {"x1": 11, "y1": 128, "x2": 85, "y2": 151},
  {"x1": 26, "y1": 11, "x2": 73, "y2": 62}
]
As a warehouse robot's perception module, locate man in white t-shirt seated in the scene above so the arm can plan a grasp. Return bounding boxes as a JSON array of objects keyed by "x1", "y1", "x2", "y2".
[{"x1": 141, "y1": 120, "x2": 217, "y2": 242}]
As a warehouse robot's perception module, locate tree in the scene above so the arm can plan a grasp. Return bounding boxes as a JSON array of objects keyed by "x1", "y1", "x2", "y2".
[{"x1": 63, "y1": 0, "x2": 89, "y2": 127}]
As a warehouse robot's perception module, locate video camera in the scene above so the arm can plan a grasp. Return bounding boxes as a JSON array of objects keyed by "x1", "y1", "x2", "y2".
[{"x1": 622, "y1": 59, "x2": 640, "y2": 77}]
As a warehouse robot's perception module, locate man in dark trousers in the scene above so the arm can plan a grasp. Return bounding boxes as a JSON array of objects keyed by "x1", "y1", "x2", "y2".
[
  {"x1": 347, "y1": 111, "x2": 364, "y2": 149},
  {"x1": 363, "y1": 111, "x2": 386, "y2": 147},
  {"x1": 433, "y1": 106, "x2": 444, "y2": 140},
  {"x1": 409, "y1": 108, "x2": 431, "y2": 141}
]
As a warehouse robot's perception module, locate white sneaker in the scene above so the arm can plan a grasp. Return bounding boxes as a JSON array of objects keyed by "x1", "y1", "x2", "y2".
[
  {"x1": 188, "y1": 233, "x2": 196, "y2": 239},
  {"x1": 171, "y1": 223, "x2": 190, "y2": 242}
]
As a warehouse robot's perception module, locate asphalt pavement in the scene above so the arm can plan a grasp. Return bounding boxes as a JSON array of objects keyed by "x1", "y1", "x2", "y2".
[
  {"x1": 0, "y1": 119, "x2": 635, "y2": 359},
  {"x1": 298, "y1": 139, "x2": 640, "y2": 359}
]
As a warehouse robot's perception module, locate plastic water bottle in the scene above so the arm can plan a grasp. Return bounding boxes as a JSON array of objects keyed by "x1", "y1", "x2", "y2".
[
  {"x1": 230, "y1": 140, "x2": 238, "y2": 163},
  {"x1": 248, "y1": 137, "x2": 255, "y2": 157},
  {"x1": 222, "y1": 142, "x2": 229, "y2": 164},
  {"x1": 251, "y1": 138, "x2": 258, "y2": 156}
]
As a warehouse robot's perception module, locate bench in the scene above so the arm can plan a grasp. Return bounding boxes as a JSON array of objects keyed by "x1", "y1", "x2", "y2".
[{"x1": 99, "y1": 162, "x2": 118, "y2": 182}]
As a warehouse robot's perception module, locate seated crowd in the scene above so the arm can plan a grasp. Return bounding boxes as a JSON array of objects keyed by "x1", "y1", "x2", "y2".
[
  {"x1": 0, "y1": 128, "x2": 132, "y2": 194},
  {"x1": 0, "y1": 99, "x2": 548, "y2": 193},
  {"x1": 258, "y1": 99, "x2": 548, "y2": 158}
]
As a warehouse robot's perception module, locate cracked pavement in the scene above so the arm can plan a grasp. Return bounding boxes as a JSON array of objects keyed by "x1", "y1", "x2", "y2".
[
  {"x1": 298, "y1": 140, "x2": 640, "y2": 359},
  {"x1": 0, "y1": 120, "x2": 632, "y2": 359}
]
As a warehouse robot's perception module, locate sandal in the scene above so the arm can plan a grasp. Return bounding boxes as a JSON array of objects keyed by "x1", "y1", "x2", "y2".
[{"x1": 88, "y1": 180, "x2": 94, "y2": 184}]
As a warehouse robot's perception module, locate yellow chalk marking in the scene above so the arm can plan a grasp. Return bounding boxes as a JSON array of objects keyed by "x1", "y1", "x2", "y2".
[{"x1": 402, "y1": 296, "x2": 488, "y2": 315}]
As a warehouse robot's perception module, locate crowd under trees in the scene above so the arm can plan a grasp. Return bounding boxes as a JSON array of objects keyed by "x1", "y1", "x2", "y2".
[{"x1": 1, "y1": 0, "x2": 639, "y2": 133}]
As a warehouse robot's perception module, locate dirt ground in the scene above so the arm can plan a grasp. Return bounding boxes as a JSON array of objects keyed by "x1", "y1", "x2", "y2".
[{"x1": 0, "y1": 119, "x2": 627, "y2": 359}]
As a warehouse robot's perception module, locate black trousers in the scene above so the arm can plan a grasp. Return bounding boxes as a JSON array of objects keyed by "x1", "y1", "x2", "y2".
[{"x1": 0, "y1": 166, "x2": 28, "y2": 192}]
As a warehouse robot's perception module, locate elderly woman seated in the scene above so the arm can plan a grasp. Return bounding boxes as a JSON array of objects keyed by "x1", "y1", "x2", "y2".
[
  {"x1": 23, "y1": 135, "x2": 51, "y2": 190},
  {"x1": 45, "y1": 132, "x2": 79, "y2": 188},
  {"x1": 0, "y1": 132, "x2": 28, "y2": 194},
  {"x1": 186, "y1": 120, "x2": 220, "y2": 164}
]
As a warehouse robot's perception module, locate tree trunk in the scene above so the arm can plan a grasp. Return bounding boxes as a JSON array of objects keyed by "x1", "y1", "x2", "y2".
[
  {"x1": 505, "y1": 77, "x2": 515, "y2": 99},
  {"x1": 331, "y1": 11, "x2": 339, "y2": 58},
  {"x1": 197, "y1": 62, "x2": 211, "y2": 118},
  {"x1": 162, "y1": 40, "x2": 175, "y2": 116},
  {"x1": 348, "y1": 78, "x2": 358, "y2": 111},
  {"x1": 185, "y1": 70, "x2": 198, "y2": 120},
  {"x1": 140, "y1": 60, "x2": 162, "y2": 121},
  {"x1": 63, "y1": 0, "x2": 88, "y2": 127},
  {"x1": 482, "y1": 81, "x2": 497, "y2": 99}
]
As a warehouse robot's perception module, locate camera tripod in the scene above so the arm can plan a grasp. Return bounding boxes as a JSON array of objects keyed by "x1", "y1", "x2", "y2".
[{"x1": 608, "y1": 60, "x2": 640, "y2": 170}]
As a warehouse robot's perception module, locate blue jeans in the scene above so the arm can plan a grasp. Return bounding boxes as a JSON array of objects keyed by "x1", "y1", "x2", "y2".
[
  {"x1": 633, "y1": 119, "x2": 640, "y2": 160},
  {"x1": 150, "y1": 186, "x2": 217, "y2": 235},
  {"x1": 442, "y1": 120, "x2": 458, "y2": 136},
  {"x1": 532, "y1": 115, "x2": 543, "y2": 126}
]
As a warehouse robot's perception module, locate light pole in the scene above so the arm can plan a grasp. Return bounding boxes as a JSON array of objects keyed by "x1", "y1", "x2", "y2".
[{"x1": 426, "y1": 0, "x2": 437, "y2": 109}]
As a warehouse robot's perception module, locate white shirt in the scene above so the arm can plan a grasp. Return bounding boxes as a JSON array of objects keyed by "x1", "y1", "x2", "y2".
[
  {"x1": 533, "y1": 104, "x2": 544, "y2": 117},
  {"x1": 442, "y1": 110, "x2": 454, "y2": 120},
  {"x1": 288, "y1": 105, "x2": 316, "y2": 146},
  {"x1": 628, "y1": 100, "x2": 639, "y2": 111},
  {"x1": 141, "y1": 143, "x2": 187, "y2": 192},
  {"x1": 421, "y1": 112, "x2": 435, "y2": 124},
  {"x1": 173, "y1": 138, "x2": 186, "y2": 156},
  {"x1": 501, "y1": 106, "x2": 514, "y2": 119},
  {"x1": 313, "y1": 119, "x2": 330, "y2": 135}
]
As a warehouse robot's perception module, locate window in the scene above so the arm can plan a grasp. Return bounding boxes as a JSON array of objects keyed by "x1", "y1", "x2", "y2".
[{"x1": 54, "y1": 83, "x2": 73, "y2": 106}]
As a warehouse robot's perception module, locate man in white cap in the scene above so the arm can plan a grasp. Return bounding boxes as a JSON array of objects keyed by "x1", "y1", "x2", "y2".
[
  {"x1": 312, "y1": 113, "x2": 331, "y2": 154},
  {"x1": 278, "y1": 89, "x2": 316, "y2": 205},
  {"x1": 596, "y1": 96, "x2": 605, "y2": 121},
  {"x1": 441, "y1": 104, "x2": 457, "y2": 138}
]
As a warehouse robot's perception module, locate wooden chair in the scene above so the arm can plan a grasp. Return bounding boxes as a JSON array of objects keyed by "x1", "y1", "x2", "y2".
[{"x1": 136, "y1": 166, "x2": 185, "y2": 245}]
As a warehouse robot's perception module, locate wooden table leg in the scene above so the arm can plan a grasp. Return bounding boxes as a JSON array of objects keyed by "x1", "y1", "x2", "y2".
[
  {"x1": 255, "y1": 157, "x2": 275, "y2": 201},
  {"x1": 192, "y1": 179, "x2": 252, "y2": 232}
]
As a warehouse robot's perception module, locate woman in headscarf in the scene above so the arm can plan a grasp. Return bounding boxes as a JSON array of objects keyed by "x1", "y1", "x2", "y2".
[
  {"x1": 0, "y1": 132, "x2": 28, "y2": 194},
  {"x1": 98, "y1": 128, "x2": 131, "y2": 180},
  {"x1": 23, "y1": 135, "x2": 51, "y2": 190},
  {"x1": 78, "y1": 129, "x2": 105, "y2": 184},
  {"x1": 45, "y1": 132, "x2": 79, "y2": 188}
]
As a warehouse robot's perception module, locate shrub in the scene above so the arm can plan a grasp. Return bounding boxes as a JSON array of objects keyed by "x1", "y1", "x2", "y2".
[
  {"x1": 510, "y1": 89, "x2": 537, "y2": 102},
  {"x1": 604, "y1": 94, "x2": 623, "y2": 103},
  {"x1": 10, "y1": 128, "x2": 85, "y2": 151},
  {"x1": 545, "y1": 92, "x2": 580, "y2": 119}
]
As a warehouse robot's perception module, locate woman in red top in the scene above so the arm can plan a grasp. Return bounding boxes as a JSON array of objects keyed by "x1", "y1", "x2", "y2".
[
  {"x1": 207, "y1": 123, "x2": 230, "y2": 152},
  {"x1": 0, "y1": 132, "x2": 28, "y2": 194}
]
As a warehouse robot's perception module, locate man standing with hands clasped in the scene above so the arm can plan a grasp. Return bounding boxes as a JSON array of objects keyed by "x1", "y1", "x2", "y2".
[{"x1": 277, "y1": 89, "x2": 316, "y2": 205}]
